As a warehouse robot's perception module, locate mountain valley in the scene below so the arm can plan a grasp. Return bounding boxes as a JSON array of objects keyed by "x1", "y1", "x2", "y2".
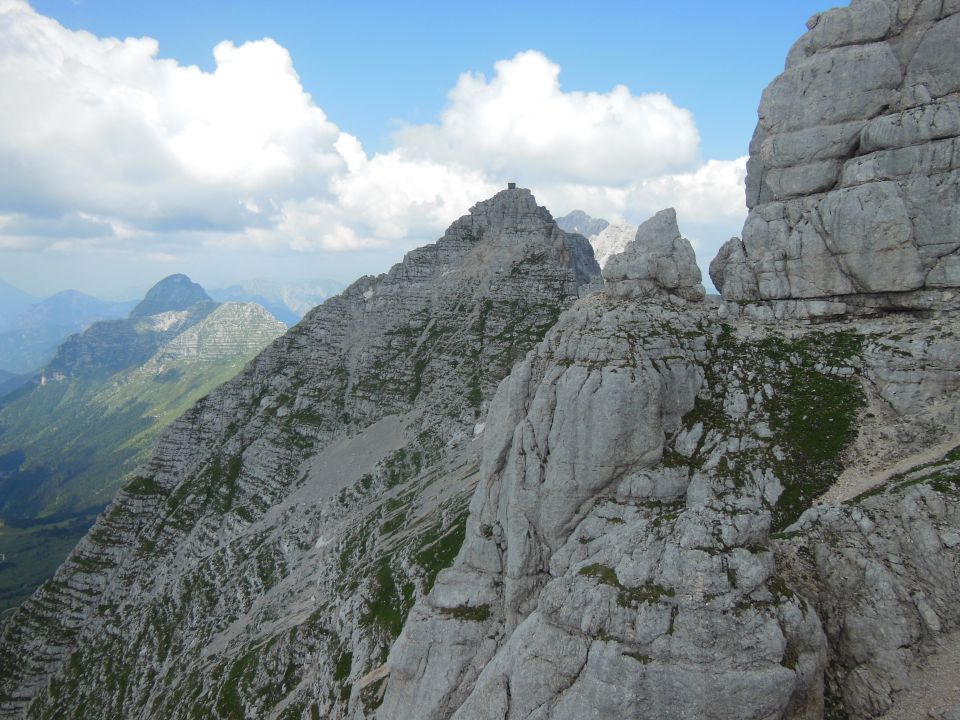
[
  {"x1": 1, "y1": 1, "x2": 959, "y2": 719},
  {"x1": 0, "y1": 277, "x2": 286, "y2": 612}
]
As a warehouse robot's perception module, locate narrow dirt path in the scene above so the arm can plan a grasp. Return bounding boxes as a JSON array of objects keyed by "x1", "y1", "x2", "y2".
[{"x1": 818, "y1": 435, "x2": 960, "y2": 505}]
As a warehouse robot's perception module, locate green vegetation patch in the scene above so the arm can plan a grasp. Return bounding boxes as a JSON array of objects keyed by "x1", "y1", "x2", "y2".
[
  {"x1": 579, "y1": 563, "x2": 676, "y2": 608},
  {"x1": 438, "y1": 603, "x2": 491, "y2": 622},
  {"x1": 413, "y1": 509, "x2": 469, "y2": 595},
  {"x1": 689, "y1": 326, "x2": 866, "y2": 531},
  {"x1": 124, "y1": 475, "x2": 165, "y2": 496},
  {"x1": 360, "y1": 557, "x2": 416, "y2": 638}
]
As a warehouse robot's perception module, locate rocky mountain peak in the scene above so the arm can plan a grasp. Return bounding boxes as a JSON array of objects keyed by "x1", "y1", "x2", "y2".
[
  {"x1": 602, "y1": 208, "x2": 705, "y2": 302},
  {"x1": 130, "y1": 273, "x2": 213, "y2": 319},
  {"x1": 555, "y1": 209, "x2": 610, "y2": 238},
  {"x1": 590, "y1": 221, "x2": 637, "y2": 269},
  {"x1": 0, "y1": 186, "x2": 603, "y2": 719},
  {"x1": 712, "y1": 1, "x2": 960, "y2": 319},
  {"x1": 46, "y1": 274, "x2": 217, "y2": 379},
  {"x1": 385, "y1": 185, "x2": 599, "y2": 302}
]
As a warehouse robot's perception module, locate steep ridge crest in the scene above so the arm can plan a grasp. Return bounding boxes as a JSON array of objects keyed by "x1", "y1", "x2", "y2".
[{"x1": 0, "y1": 187, "x2": 599, "y2": 719}]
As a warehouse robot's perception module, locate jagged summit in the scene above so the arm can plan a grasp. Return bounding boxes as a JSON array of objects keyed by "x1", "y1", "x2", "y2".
[
  {"x1": 603, "y1": 208, "x2": 705, "y2": 302},
  {"x1": 338, "y1": 185, "x2": 599, "y2": 308},
  {"x1": 555, "y1": 209, "x2": 610, "y2": 239},
  {"x1": 712, "y1": 1, "x2": 960, "y2": 319},
  {"x1": 130, "y1": 273, "x2": 213, "y2": 319}
]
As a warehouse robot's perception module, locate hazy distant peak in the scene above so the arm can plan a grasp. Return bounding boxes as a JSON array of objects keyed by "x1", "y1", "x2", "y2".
[
  {"x1": 130, "y1": 274, "x2": 212, "y2": 319},
  {"x1": 555, "y1": 210, "x2": 610, "y2": 239}
]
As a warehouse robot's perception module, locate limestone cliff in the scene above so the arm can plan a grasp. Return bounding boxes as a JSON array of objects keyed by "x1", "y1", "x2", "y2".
[
  {"x1": 712, "y1": 0, "x2": 960, "y2": 320},
  {"x1": 1, "y1": 3, "x2": 959, "y2": 720}
]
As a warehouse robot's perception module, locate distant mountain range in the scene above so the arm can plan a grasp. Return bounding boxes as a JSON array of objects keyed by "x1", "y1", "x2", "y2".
[
  {"x1": 210, "y1": 277, "x2": 345, "y2": 326},
  {"x1": 0, "y1": 280, "x2": 36, "y2": 323},
  {"x1": 0, "y1": 277, "x2": 347, "y2": 376},
  {"x1": 555, "y1": 209, "x2": 610, "y2": 238},
  {"x1": 0, "y1": 274, "x2": 285, "y2": 611},
  {"x1": 556, "y1": 210, "x2": 636, "y2": 269},
  {"x1": 0, "y1": 284, "x2": 135, "y2": 374}
]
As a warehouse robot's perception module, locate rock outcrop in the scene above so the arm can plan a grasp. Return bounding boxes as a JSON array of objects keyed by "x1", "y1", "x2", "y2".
[
  {"x1": 713, "y1": 1, "x2": 960, "y2": 319},
  {"x1": 0, "y1": 187, "x2": 600, "y2": 719},
  {"x1": 602, "y1": 208, "x2": 706, "y2": 302},
  {"x1": 378, "y1": 255, "x2": 960, "y2": 720}
]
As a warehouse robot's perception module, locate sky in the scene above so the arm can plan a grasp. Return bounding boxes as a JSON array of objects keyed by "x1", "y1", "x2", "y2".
[{"x1": 0, "y1": 0, "x2": 831, "y2": 299}]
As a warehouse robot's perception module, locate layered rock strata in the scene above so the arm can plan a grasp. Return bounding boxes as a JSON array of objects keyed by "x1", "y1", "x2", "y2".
[
  {"x1": 0, "y1": 188, "x2": 599, "y2": 719},
  {"x1": 712, "y1": 1, "x2": 960, "y2": 319}
]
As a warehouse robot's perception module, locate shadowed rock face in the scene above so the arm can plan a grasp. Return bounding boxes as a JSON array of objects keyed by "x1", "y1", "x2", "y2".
[{"x1": 713, "y1": 0, "x2": 960, "y2": 319}]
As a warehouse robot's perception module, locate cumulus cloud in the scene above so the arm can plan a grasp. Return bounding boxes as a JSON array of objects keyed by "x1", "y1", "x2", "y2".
[
  {"x1": 0, "y1": 1, "x2": 746, "y2": 280},
  {"x1": 397, "y1": 51, "x2": 701, "y2": 183},
  {"x1": 533, "y1": 157, "x2": 748, "y2": 267},
  {"x1": 0, "y1": 0, "x2": 341, "y2": 233}
]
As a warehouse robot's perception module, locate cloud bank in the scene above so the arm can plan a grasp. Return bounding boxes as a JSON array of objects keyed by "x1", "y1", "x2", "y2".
[{"x1": 0, "y1": 0, "x2": 747, "y2": 280}]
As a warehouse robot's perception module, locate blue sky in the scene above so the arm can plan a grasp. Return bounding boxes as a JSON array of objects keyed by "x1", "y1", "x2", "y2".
[{"x1": 4, "y1": 0, "x2": 830, "y2": 298}]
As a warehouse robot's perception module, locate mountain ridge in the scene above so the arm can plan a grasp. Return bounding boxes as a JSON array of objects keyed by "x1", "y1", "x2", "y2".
[
  {"x1": 2, "y1": 3, "x2": 960, "y2": 719},
  {"x1": 0, "y1": 186, "x2": 601, "y2": 718},
  {"x1": 0, "y1": 282, "x2": 285, "y2": 613}
]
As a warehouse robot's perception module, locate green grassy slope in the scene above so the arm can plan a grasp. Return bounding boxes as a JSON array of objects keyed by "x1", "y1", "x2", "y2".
[{"x1": 0, "y1": 303, "x2": 286, "y2": 612}]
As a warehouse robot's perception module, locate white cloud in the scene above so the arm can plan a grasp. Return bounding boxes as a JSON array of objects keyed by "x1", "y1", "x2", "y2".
[
  {"x1": 397, "y1": 50, "x2": 700, "y2": 183},
  {"x1": 330, "y1": 136, "x2": 498, "y2": 241},
  {"x1": 0, "y1": 2, "x2": 746, "y2": 281},
  {"x1": 0, "y1": 0, "x2": 341, "y2": 232}
]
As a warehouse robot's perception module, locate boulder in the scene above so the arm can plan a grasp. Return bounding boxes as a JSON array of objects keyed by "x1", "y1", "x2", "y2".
[{"x1": 603, "y1": 208, "x2": 706, "y2": 302}]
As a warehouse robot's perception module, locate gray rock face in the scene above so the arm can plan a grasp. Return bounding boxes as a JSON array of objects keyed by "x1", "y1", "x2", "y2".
[
  {"x1": 779, "y1": 477, "x2": 960, "y2": 719},
  {"x1": 378, "y1": 292, "x2": 960, "y2": 720},
  {"x1": 715, "y1": 1, "x2": 960, "y2": 317},
  {"x1": 0, "y1": 187, "x2": 599, "y2": 719},
  {"x1": 603, "y1": 208, "x2": 706, "y2": 302}
]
